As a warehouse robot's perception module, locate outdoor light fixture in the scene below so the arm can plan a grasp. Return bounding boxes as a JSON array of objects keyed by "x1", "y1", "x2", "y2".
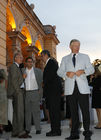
[{"x1": 12, "y1": 28, "x2": 16, "y2": 31}]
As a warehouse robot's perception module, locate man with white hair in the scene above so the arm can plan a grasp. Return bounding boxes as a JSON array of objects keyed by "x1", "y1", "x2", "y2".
[
  {"x1": 57, "y1": 39, "x2": 94, "y2": 140},
  {"x1": 7, "y1": 52, "x2": 31, "y2": 138}
]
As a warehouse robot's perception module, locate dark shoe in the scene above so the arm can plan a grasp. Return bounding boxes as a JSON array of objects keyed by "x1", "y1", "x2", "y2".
[
  {"x1": 4, "y1": 120, "x2": 13, "y2": 132},
  {"x1": 65, "y1": 135, "x2": 80, "y2": 140},
  {"x1": 0, "y1": 129, "x2": 3, "y2": 134},
  {"x1": 83, "y1": 130, "x2": 92, "y2": 140},
  {"x1": 94, "y1": 126, "x2": 101, "y2": 129},
  {"x1": 84, "y1": 137, "x2": 91, "y2": 140},
  {"x1": 46, "y1": 131, "x2": 52, "y2": 136},
  {"x1": 54, "y1": 132, "x2": 61, "y2": 136},
  {"x1": 11, "y1": 134, "x2": 18, "y2": 137},
  {"x1": 46, "y1": 131, "x2": 61, "y2": 137},
  {"x1": 36, "y1": 130, "x2": 41, "y2": 134},
  {"x1": 41, "y1": 118, "x2": 48, "y2": 122},
  {"x1": 52, "y1": 131, "x2": 61, "y2": 136},
  {"x1": 18, "y1": 133, "x2": 32, "y2": 138},
  {"x1": 26, "y1": 130, "x2": 30, "y2": 134}
]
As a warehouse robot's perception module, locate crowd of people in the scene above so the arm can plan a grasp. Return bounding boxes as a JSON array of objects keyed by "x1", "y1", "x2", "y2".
[{"x1": 0, "y1": 39, "x2": 101, "y2": 140}]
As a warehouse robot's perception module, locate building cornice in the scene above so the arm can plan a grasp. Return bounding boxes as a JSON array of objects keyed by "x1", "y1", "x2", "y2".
[
  {"x1": 43, "y1": 25, "x2": 60, "y2": 44},
  {"x1": 44, "y1": 34, "x2": 60, "y2": 45},
  {"x1": 9, "y1": 0, "x2": 60, "y2": 43},
  {"x1": 15, "y1": 0, "x2": 46, "y2": 36}
]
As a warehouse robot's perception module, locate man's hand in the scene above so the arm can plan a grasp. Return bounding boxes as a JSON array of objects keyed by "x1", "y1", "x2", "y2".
[
  {"x1": 66, "y1": 72, "x2": 75, "y2": 78},
  {"x1": 61, "y1": 93, "x2": 64, "y2": 97},
  {"x1": 23, "y1": 73, "x2": 27, "y2": 79},
  {"x1": 75, "y1": 70, "x2": 85, "y2": 77}
]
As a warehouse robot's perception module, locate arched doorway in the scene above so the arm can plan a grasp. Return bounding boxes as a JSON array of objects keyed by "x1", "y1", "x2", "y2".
[{"x1": 21, "y1": 27, "x2": 43, "y2": 69}]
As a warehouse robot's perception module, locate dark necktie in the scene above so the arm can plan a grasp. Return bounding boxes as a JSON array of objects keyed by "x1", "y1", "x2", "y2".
[{"x1": 72, "y1": 54, "x2": 76, "y2": 67}]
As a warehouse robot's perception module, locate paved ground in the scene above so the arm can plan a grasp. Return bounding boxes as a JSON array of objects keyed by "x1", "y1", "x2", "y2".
[{"x1": 0, "y1": 120, "x2": 101, "y2": 140}]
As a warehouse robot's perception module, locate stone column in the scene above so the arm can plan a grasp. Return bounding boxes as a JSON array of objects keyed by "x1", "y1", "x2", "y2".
[
  {"x1": 7, "y1": 31, "x2": 26, "y2": 53},
  {"x1": 7, "y1": 31, "x2": 26, "y2": 66},
  {"x1": 43, "y1": 25, "x2": 60, "y2": 59},
  {"x1": 26, "y1": 45, "x2": 39, "y2": 67}
]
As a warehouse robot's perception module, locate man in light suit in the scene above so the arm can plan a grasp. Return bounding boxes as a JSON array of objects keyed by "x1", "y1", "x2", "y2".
[
  {"x1": 57, "y1": 39, "x2": 94, "y2": 140},
  {"x1": 7, "y1": 52, "x2": 30, "y2": 138},
  {"x1": 25, "y1": 57, "x2": 43, "y2": 136}
]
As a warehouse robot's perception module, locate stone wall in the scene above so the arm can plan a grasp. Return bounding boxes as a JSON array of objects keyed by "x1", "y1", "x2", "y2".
[
  {"x1": 44, "y1": 39, "x2": 52, "y2": 55},
  {"x1": 44, "y1": 37, "x2": 57, "y2": 59},
  {"x1": 0, "y1": 0, "x2": 7, "y2": 69},
  {"x1": 52, "y1": 40, "x2": 57, "y2": 59}
]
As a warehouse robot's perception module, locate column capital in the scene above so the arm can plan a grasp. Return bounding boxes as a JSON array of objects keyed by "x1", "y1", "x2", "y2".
[{"x1": 7, "y1": 31, "x2": 26, "y2": 42}]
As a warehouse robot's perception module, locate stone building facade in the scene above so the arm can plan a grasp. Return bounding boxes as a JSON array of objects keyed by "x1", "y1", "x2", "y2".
[{"x1": 0, "y1": 0, "x2": 59, "y2": 69}]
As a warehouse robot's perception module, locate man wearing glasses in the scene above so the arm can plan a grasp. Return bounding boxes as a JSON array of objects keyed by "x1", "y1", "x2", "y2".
[{"x1": 25, "y1": 57, "x2": 43, "y2": 136}]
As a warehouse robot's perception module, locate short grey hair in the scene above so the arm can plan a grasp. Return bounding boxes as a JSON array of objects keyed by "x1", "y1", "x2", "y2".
[
  {"x1": 70, "y1": 39, "x2": 80, "y2": 46},
  {"x1": 41, "y1": 50, "x2": 50, "y2": 57},
  {"x1": 13, "y1": 52, "x2": 22, "y2": 61}
]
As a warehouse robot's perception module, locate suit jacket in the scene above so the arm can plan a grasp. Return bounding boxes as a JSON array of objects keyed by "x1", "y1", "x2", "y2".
[
  {"x1": 57, "y1": 53, "x2": 95, "y2": 95},
  {"x1": 33, "y1": 67, "x2": 43, "y2": 98},
  {"x1": 7, "y1": 63, "x2": 24, "y2": 98},
  {"x1": 91, "y1": 76, "x2": 101, "y2": 94},
  {"x1": 43, "y1": 58, "x2": 62, "y2": 98}
]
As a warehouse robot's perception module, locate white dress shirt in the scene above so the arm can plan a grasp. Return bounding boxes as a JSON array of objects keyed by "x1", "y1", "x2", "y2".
[
  {"x1": 46, "y1": 58, "x2": 50, "y2": 65},
  {"x1": 71, "y1": 53, "x2": 78, "y2": 58},
  {"x1": 25, "y1": 67, "x2": 38, "y2": 91}
]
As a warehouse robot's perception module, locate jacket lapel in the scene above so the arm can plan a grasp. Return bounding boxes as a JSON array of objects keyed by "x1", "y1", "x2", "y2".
[
  {"x1": 33, "y1": 67, "x2": 39, "y2": 86},
  {"x1": 68, "y1": 53, "x2": 74, "y2": 69}
]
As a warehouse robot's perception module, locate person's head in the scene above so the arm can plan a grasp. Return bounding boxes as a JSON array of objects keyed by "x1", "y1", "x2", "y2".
[
  {"x1": 25, "y1": 57, "x2": 34, "y2": 69},
  {"x1": 14, "y1": 53, "x2": 23, "y2": 64},
  {"x1": 41, "y1": 50, "x2": 50, "y2": 63},
  {"x1": 94, "y1": 64, "x2": 101, "y2": 77},
  {"x1": 0, "y1": 69, "x2": 6, "y2": 83},
  {"x1": 69, "y1": 39, "x2": 80, "y2": 54}
]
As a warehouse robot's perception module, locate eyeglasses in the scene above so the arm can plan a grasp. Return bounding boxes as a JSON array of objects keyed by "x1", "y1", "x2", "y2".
[
  {"x1": 27, "y1": 61, "x2": 33, "y2": 63},
  {"x1": 16, "y1": 56, "x2": 23, "y2": 59}
]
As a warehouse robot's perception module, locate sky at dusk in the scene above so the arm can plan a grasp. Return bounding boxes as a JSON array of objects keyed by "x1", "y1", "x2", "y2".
[{"x1": 27, "y1": 0, "x2": 101, "y2": 63}]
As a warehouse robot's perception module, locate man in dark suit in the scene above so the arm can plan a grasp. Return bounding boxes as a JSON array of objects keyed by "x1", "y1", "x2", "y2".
[
  {"x1": 7, "y1": 52, "x2": 31, "y2": 138},
  {"x1": 41, "y1": 50, "x2": 62, "y2": 137}
]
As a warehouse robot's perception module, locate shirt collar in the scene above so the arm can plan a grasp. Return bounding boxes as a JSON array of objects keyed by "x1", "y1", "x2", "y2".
[
  {"x1": 26, "y1": 67, "x2": 33, "y2": 72},
  {"x1": 46, "y1": 58, "x2": 50, "y2": 65},
  {"x1": 14, "y1": 62, "x2": 19, "y2": 67},
  {"x1": 72, "y1": 53, "x2": 79, "y2": 57}
]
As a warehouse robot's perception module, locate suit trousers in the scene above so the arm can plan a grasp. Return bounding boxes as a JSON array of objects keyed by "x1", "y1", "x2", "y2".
[
  {"x1": 25, "y1": 90, "x2": 41, "y2": 132},
  {"x1": 12, "y1": 89, "x2": 25, "y2": 136},
  {"x1": 47, "y1": 95, "x2": 61, "y2": 133},
  {"x1": 68, "y1": 82, "x2": 91, "y2": 137}
]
